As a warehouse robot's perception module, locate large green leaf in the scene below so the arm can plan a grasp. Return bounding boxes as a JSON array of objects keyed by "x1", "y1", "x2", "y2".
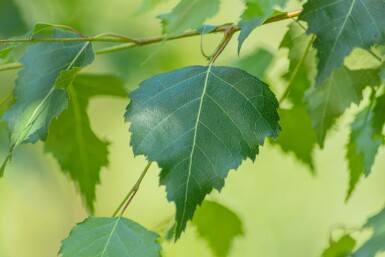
[
  {"x1": 192, "y1": 201, "x2": 243, "y2": 257},
  {"x1": 280, "y1": 22, "x2": 316, "y2": 105},
  {"x1": 346, "y1": 94, "x2": 385, "y2": 199},
  {"x1": 1, "y1": 29, "x2": 94, "y2": 175},
  {"x1": 126, "y1": 65, "x2": 280, "y2": 239},
  {"x1": 321, "y1": 235, "x2": 356, "y2": 257},
  {"x1": 354, "y1": 206, "x2": 385, "y2": 257},
  {"x1": 237, "y1": 0, "x2": 287, "y2": 52},
  {"x1": 45, "y1": 74, "x2": 126, "y2": 212},
  {"x1": 300, "y1": 0, "x2": 385, "y2": 85},
  {"x1": 0, "y1": 0, "x2": 28, "y2": 37},
  {"x1": 305, "y1": 66, "x2": 381, "y2": 148},
  {"x1": 158, "y1": 0, "x2": 220, "y2": 36},
  {"x1": 59, "y1": 216, "x2": 161, "y2": 257},
  {"x1": 136, "y1": 0, "x2": 167, "y2": 14}
]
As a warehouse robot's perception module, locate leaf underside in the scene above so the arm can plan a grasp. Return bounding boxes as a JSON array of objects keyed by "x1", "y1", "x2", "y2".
[{"x1": 126, "y1": 65, "x2": 280, "y2": 239}]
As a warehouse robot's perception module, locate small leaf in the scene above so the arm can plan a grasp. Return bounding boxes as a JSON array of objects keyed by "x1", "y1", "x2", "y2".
[
  {"x1": 300, "y1": 0, "x2": 385, "y2": 85},
  {"x1": 280, "y1": 22, "x2": 316, "y2": 105},
  {"x1": 126, "y1": 65, "x2": 280, "y2": 239},
  {"x1": 353, "y1": 206, "x2": 385, "y2": 257},
  {"x1": 321, "y1": 234, "x2": 356, "y2": 257},
  {"x1": 59, "y1": 216, "x2": 161, "y2": 257},
  {"x1": 305, "y1": 66, "x2": 381, "y2": 148},
  {"x1": 158, "y1": 0, "x2": 220, "y2": 36},
  {"x1": 192, "y1": 201, "x2": 243, "y2": 257},
  {"x1": 237, "y1": 0, "x2": 288, "y2": 52},
  {"x1": 273, "y1": 106, "x2": 317, "y2": 171},
  {"x1": 45, "y1": 74, "x2": 126, "y2": 212},
  {"x1": 1, "y1": 29, "x2": 94, "y2": 172},
  {"x1": 346, "y1": 94, "x2": 385, "y2": 199},
  {"x1": 233, "y1": 47, "x2": 274, "y2": 80}
]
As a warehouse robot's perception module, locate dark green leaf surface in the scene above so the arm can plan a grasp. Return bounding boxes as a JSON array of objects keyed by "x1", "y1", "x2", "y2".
[
  {"x1": 280, "y1": 22, "x2": 316, "y2": 105},
  {"x1": 354, "y1": 206, "x2": 385, "y2": 257},
  {"x1": 237, "y1": 0, "x2": 287, "y2": 52},
  {"x1": 273, "y1": 107, "x2": 317, "y2": 170},
  {"x1": 1, "y1": 29, "x2": 94, "y2": 172},
  {"x1": 158, "y1": 0, "x2": 220, "y2": 36},
  {"x1": 59, "y1": 216, "x2": 161, "y2": 257},
  {"x1": 192, "y1": 201, "x2": 243, "y2": 257},
  {"x1": 45, "y1": 74, "x2": 126, "y2": 212},
  {"x1": 305, "y1": 66, "x2": 380, "y2": 148},
  {"x1": 346, "y1": 94, "x2": 385, "y2": 199},
  {"x1": 300, "y1": 0, "x2": 385, "y2": 85},
  {"x1": 321, "y1": 235, "x2": 356, "y2": 257},
  {"x1": 126, "y1": 65, "x2": 280, "y2": 239},
  {"x1": 0, "y1": 0, "x2": 27, "y2": 37}
]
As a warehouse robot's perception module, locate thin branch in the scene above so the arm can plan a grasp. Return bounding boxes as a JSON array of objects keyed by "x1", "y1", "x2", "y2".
[
  {"x1": 112, "y1": 162, "x2": 152, "y2": 217},
  {"x1": 0, "y1": 9, "x2": 302, "y2": 45},
  {"x1": 209, "y1": 25, "x2": 237, "y2": 64},
  {"x1": 0, "y1": 62, "x2": 23, "y2": 71}
]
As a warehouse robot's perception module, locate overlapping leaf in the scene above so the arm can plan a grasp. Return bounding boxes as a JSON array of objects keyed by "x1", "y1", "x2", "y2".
[
  {"x1": 60, "y1": 216, "x2": 161, "y2": 257},
  {"x1": 272, "y1": 23, "x2": 317, "y2": 170},
  {"x1": 321, "y1": 235, "x2": 356, "y2": 257},
  {"x1": 126, "y1": 65, "x2": 280, "y2": 239},
  {"x1": 354, "y1": 207, "x2": 385, "y2": 257},
  {"x1": 192, "y1": 201, "x2": 243, "y2": 257},
  {"x1": 1, "y1": 29, "x2": 94, "y2": 175},
  {"x1": 300, "y1": 0, "x2": 385, "y2": 85},
  {"x1": 305, "y1": 66, "x2": 381, "y2": 148},
  {"x1": 45, "y1": 74, "x2": 126, "y2": 212},
  {"x1": 158, "y1": 0, "x2": 220, "y2": 36},
  {"x1": 237, "y1": 0, "x2": 288, "y2": 52},
  {"x1": 346, "y1": 94, "x2": 385, "y2": 199}
]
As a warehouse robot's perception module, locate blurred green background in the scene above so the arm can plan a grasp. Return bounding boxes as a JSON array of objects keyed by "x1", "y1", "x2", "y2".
[{"x1": 1, "y1": 0, "x2": 385, "y2": 256}]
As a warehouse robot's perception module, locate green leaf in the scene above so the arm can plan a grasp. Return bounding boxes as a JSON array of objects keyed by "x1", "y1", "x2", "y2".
[
  {"x1": 197, "y1": 24, "x2": 218, "y2": 35},
  {"x1": 192, "y1": 201, "x2": 243, "y2": 257},
  {"x1": 237, "y1": 0, "x2": 287, "y2": 52},
  {"x1": 45, "y1": 74, "x2": 126, "y2": 212},
  {"x1": 273, "y1": 106, "x2": 317, "y2": 170},
  {"x1": 353, "y1": 206, "x2": 385, "y2": 257},
  {"x1": 0, "y1": 0, "x2": 28, "y2": 37},
  {"x1": 346, "y1": 94, "x2": 385, "y2": 199},
  {"x1": 299, "y1": 0, "x2": 385, "y2": 85},
  {"x1": 233, "y1": 47, "x2": 274, "y2": 80},
  {"x1": 59, "y1": 216, "x2": 161, "y2": 257},
  {"x1": 1, "y1": 29, "x2": 94, "y2": 171},
  {"x1": 136, "y1": 0, "x2": 166, "y2": 14},
  {"x1": 158, "y1": 0, "x2": 220, "y2": 36},
  {"x1": 305, "y1": 66, "x2": 381, "y2": 148},
  {"x1": 280, "y1": 22, "x2": 316, "y2": 105},
  {"x1": 125, "y1": 65, "x2": 280, "y2": 239},
  {"x1": 321, "y1": 235, "x2": 356, "y2": 257}
]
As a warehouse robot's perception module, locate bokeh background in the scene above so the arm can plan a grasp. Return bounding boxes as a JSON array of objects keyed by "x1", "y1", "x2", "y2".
[{"x1": 1, "y1": 0, "x2": 385, "y2": 256}]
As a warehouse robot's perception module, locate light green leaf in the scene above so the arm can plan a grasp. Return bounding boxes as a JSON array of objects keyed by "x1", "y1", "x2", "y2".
[
  {"x1": 321, "y1": 235, "x2": 356, "y2": 257},
  {"x1": 1, "y1": 29, "x2": 94, "y2": 172},
  {"x1": 197, "y1": 24, "x2": 218, "y2": 35},
  {"x1": 280, "y1": 22, "x2": 316, "y2": 105},
  {"x1": 233, "y1": 47, "x2": 274, "y2": 80},
  {"x1": 273, "y1": 106, "x2": 317, "y2": 171},
  {"x1": 346, "y1": 94, "x2": 385, "y2": 199},
  {"x1": 45, "y1": 74, "x2": 126, "y2": 212},
  {"x1": 192, "y1": 201, "x2": 243, "y2": 257},
  {"x1": 158, "y1": 0, "x2": 220, "y2": 36},
  {"x1": 305, "y1": 66, "x2": 381, "y2": 148},
  {"x1": 136, "y1": 0, "x2": 167, "y2": 14},
  {"x1": 237, "y1": 0, "x2": 288, "y2": 52},
  {"x1": 125, "y1": 65, "x2": 280, "y2": 239},
  {"x1": 300, "y1": 0, "x2": 385, "y2": 85},
  {"x1": 59, "y1": 216, "x2": 161, "y2": 257},
  {"x1": 353, "y1": 206, "x2": 385, "y2": 257}
]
